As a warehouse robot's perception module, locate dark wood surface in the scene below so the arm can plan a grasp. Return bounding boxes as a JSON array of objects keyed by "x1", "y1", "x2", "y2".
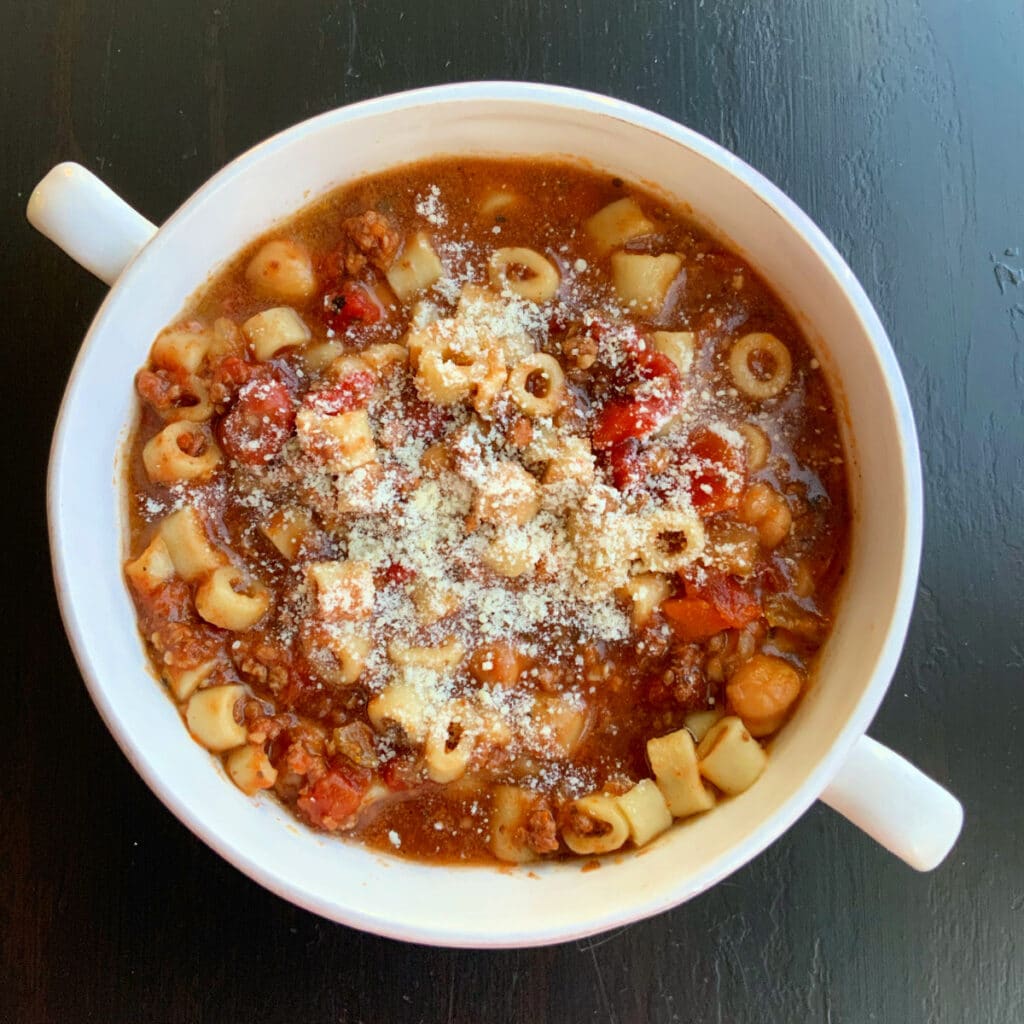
[{"x1": 4, "y1": 1, "x2": 1022, "y2": 1021}]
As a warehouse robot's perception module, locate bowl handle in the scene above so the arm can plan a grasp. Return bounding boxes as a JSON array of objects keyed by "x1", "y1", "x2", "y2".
[
  {"x1": 26, "y1": 162, "x2": 157, "y2": 286},
  {"x1": 820, "y1": 735, "x2": 962, "y2": 870}
]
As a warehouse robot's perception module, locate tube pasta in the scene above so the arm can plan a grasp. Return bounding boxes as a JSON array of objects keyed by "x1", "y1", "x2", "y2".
[
  {"x1": 185, "y1": 684, "x2": 247, "y2": 752},
  {"x1": 531, "y1": 695, "x2": 588, "y2": 757},
  {"x1": 615, "y1": 778, "x2": 673, "y2": 846},
  {"x1": 243, "y1": 306, "x2": 311, "y2": 361},
  {"x1": 683, "y1": 707, "x2": 725, "y2": 743},
  {"x1": 157, "y1": 507, "x2": 225, "y2": 582},
  {"x1": 729, "y1": 332, "x2": 793, "y2": 399},
  {"x1": 647, "y1": 728, "x2": 716, "y2": 818},
  {"x1": 165, "y1": 658, "x2": 218, "y2": 702},
  {"x1": 260, "y1": 506, "x2": 315, "y2": 561},
  {"x1": 367, "y1": 677, "x2": 431, "y2": 743},
  {"x1": 617, "y1": 572, "x2": 671, "y2": 627},
  {"x1": 696, "y1": 716, "x2": 767, "y2": 794},
  {"x1": 488, "y1": 247, "x2": 560, "y2": 303},
  {"x1": 152, "y1": 323, "x2": 211, "y2": 375},
  {"x1": 388, "y1": 637, "x2": 466, "y2": 672},
  {"x1": 323, "y1": 630, "x2": 371, "y2": 685},
  {"x1": 142, "y1": 421, "x2": 221, "y2": 483},
  {"x1": 489, "y1": 785, "x2": 540, "y2": 863},
  {"x1": 472, "y1": 461, "x2": 540, "y2": 527},
  {"x1": 562, "y1": 794, "x2": 630, "y2": 855},
  {"x1": 423, "y1": 702, "x2": 476, "y2": 783},
  {"x1": 296, "y1": 407, "x2": 377, "y2": 472},
  {"x1": 245, "y1": 239, "x2": 318, "y2": 302},
  {"x1": 195, "y1": 566, "x2": 270, "y2": 631},
  {"x1": 226, "y1": 744, "x2": 278, "y2": 795},
  {"x1": 301, "y1": 340, "x2": 344, "y2": 373},
  {"x1": 386, "y1": 232, "x2": 443, "y2": 300},
  {"x1": 638, "y1": 509, "x2": 706, "y2": 573},
  {"x1": 651, "y1": 330, "x2": 696, "y2": 375},
  {"x1": 125, "y1": 536, "x2": 176, "y2": 595},
  {"x1": 306, "y1": 560, "x2": 375, "y2": 621},
  {"x1": 738, "y1": 423, "x2": 771, "y2": 471},
  {"x1": 507, "y1": 353, "x2": 565, "y2": 417},
  {"x1": 584, "y1": 197, "x2": 656, "y2": 253},
  {"x1": 479, "y1": 190, "x2": 518, "y2": 217},
  {"x1": 611, "y1": 252, "x2": 682, "y2": 314}
]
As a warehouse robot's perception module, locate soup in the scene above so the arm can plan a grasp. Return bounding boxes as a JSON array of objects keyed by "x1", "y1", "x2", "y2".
[{"x1": 124, "y1": 158, "x2": 849, "y2": 863}]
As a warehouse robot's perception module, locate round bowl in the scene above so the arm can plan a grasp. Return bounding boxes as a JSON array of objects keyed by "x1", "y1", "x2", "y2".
[{"x1": 32, "y1": 82, "x2": 960, "y2": 948}]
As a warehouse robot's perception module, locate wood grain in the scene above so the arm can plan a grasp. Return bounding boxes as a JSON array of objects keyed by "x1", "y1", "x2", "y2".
[{"x1": 3, "y1": 1, "x2": 1022, "y2": 1021}]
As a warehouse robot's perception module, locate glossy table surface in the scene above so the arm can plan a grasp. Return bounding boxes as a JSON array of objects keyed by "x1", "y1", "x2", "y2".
[{"x1": 4, "y1": 1, "x2": 1022, "y2": 1021}]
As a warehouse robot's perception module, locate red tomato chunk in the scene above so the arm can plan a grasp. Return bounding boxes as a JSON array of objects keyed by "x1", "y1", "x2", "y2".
[
  {"x1": 296, "y1": 763, "x2": 371, "y2": 830},
  {"x1": 323, "y1": 282, "x2": 383, "y2": 332},
  {"x1": 217, "y1": 377, "x2": 296, "y2": 464}
]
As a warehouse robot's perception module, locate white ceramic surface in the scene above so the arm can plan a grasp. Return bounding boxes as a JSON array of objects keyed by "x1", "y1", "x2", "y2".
[{"x1": 30, "y1": 82, "x2": 962, "y2": 948}]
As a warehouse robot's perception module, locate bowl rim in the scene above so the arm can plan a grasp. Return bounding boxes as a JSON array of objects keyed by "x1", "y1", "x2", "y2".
[{"x1": 47, "y1": 80, "x2": 923, "y2": 947}]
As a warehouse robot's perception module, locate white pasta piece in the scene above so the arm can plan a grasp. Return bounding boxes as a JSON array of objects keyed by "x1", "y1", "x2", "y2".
[
  {"x1": 616, "y1": 778, "x2": 674, "y2": 846},
  {"x1": 481, "y1": 527, "x2": 539, "y2": 579},
  {"x1": 651, "y1": 330, "x2": 696, "y2": 375},
  {"x1": 151, "y1": 322, "x2": 212, "y2": 375},
  {"x1": 637, "y1": 509, "x2": 705, "y2": 573},
  {"x1": 157, "y1": 507, "x2": 226, "y2": 582},
  {"x1": 683, "y1": 707, "x2": 725, "y2": 743},
  {"x1": 124, "y1": 536, "x2": 176, "y2": 594},
  {"x1": 728, "y1": 332, "x2": 793, "y2": 399},
  {"x1": 242, "y1": 306, "x2": 311, "y2": 361},
  {"x1": 696, "y1": 716, "x2": 768, "y2": 795},
  {"x1": 531, "y1": 695, "x2": 589, "y2": 757},
  {"x1": 296, "y1": 407, "x2": 377, "y2": 472},
  {"x1": 423, "y1": 702, "x2": 478, "y2": 783},
  {"x1": 647, "y1": 728, "x2": 716, "y2": 818},
  {"x1": 194, "y1": 566, "x2": 270, "y2": 631},
  {"x1": 245, "y1": 239, "x2": 318, "y2": 302},
  {"x1": 472, "y1": 461, "x2": 540, "y2": 527},
  {"x1": 415, "y1": 347, "x2": 477, "y2": 405},
  {"x1": 562, "y1": 794, "x2": 631, "y2": 855},
  {"x1": 142, "y1": 421, "x2": 221, "y2": 484},
  {"x1": 478, "y1": 190, "x2": 518, "y2": 217},
  {"x1": 584, "y1": 196, "x2": 656, "y2": 254},
  {"x1": 358, "y1": 342, "x2": 408, "y2": 373},
  {"x1": 319, "y1": 628, "x2": 371, "y2": 685},
  {"x1": 226, "y1": 744, "x2": 278, "y2": 796},
  {"x1": 616, "y1": 571, "x2": 671, "y2": 627},
  {"x1": 259, "y1": 506, "x2": 315, "y2": 561},
  {"x1": 489, "y1": 785, "x2": 540, "y2": 863},
  {"x1": 738, "y1": 423, "x2": 771, "y2": 471},
  {"x1": 328, "y1": 353, "x2": 374, "y2": 380},
  {"x1": 207, "y1": 317, "x2": 246, "y2": 363},
  {"x1": 542, "y1": 435, "x2": 596, "y2": 487},
  {"x1": 367, "y1": 676, "x2": 432, "y2": 743},
  {"x1": 300, "y1": 340, "x2": 345, "y2": 373},
  {"x1": 386, "y1": 232, "x2": 443, "y2": 300},
  {"x1": 388, "y1": 637, "x2": 466, "y2": 672},
  {"x1": 610, "y1": 252, "x2": 682, "y2": 315},
  {"x1": 488, "y1": 247, "x2": 560, "y2": 303},
  {"x1": 470, "y1": 348, "x2": 508, "y2": 417},
  {"x1": 165, "y1": 658, "x2": 218, "y2": 702},
  {"x1": 185, "y1": 684, "x2": 247, "y2": 752},
  {"x1": 507, "y1": 353, "x2": 566, "y2": 418},
  {"x1": 306, "y1": 560, "x2": 375, "y2": 621},
  {"x1": 410, "y1": 579, "x2": 460, "y2": 626}
]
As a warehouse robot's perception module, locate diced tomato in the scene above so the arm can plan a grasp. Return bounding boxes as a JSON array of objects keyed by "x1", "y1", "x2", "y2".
[
  {"x1": 216, "y1": 377, "x2": 295, "y2": 464},
  {"x1": 684, "y1": 426, "x2": 746, "y2": 514},
  {"x1": 303, "y1": 371, "x2": 376, "y2": 415},
  {"x1": 296, "y1": 762, "x2": 371, "y2": 830},
  {"x1": 662, "y1": 597, "x2": 732, "y2": 641},
  {"x1": 323, "y1": 282, "x2": 383, "y2": 332},
  {"x1": 379, "y1": 756, "x2": 419, "y2": 792},
  {"x1": 592, "y1": 343, "x2": 682, "y2": 448},
  {"x1": 379, "y1": 561, "x2": 416, "y2": 587},
  {"x1": 686, "y1": 571, "x2": 761, "y2": 629},
  {"x1": 608, "y1": 438, "x2": 644, "y2": 490}
]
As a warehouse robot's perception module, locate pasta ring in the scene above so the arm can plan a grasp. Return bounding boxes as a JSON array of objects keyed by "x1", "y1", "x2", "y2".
[
  {"x1": 488, "y1": 247, "x2": 560, "y2": 303},
  {"x1": 728, "y1": 332, "x2": 793, "y2": 400}
]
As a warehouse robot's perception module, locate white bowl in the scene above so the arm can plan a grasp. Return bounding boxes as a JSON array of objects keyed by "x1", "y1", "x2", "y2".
[{"x1": 29, "y1": 82, "x2": 962, "y2": 948}]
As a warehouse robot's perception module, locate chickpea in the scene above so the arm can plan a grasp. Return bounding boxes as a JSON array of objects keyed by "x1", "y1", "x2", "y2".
[
  {"x1": 726, "y1": 654, "x2": 802, "y2": 737},
  {"x1": 468, "y1": 641, "x2": 531, "y2": 687},
  {"x1": 245, "y1": 239, "x2": 318, "y2": 302},
  {"x1": 739, "y1": 482, "x2": 792, "y2": 549}
]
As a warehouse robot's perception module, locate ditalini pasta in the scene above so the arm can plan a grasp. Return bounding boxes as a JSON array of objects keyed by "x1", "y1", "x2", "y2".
[{"x1": 125, "y1": 158, "x2": 850, "y2": 862}]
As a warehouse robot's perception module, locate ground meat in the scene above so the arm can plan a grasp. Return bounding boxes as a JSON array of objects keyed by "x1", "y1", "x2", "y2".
[
  {"x1": 135, "y1": 367, "x2": 191, "y2": 414},
  {"x1": 524, "y1": 807, "x2": 560, "y2": 854},
  {"x1": 337, "y1": 210, "x2": 400, "y2": 275},
  {"x1": 233, "y1": 637, "x2": 292, "y2": 693},
  {"x1": 646, "y1": 642, "x2": 707, "y2": 708},
  {"x1": 562, "y1": 328, "x2": 598, "y2": 370}
]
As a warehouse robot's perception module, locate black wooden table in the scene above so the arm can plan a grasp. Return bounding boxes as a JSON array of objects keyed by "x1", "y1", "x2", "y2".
[{"x1": 4, "y1": 2, "x2": 1022, "y2": 1021}]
